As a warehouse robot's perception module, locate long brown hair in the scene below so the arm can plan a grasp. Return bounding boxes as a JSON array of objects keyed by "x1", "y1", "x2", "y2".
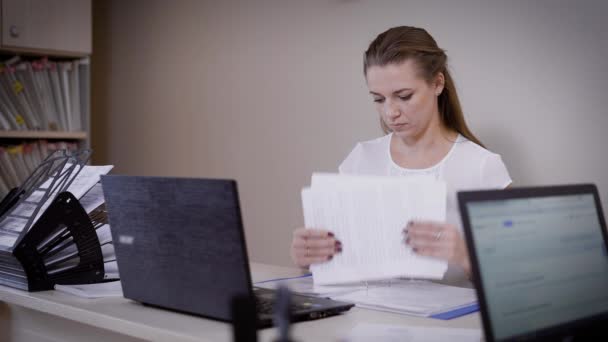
[{"x1": 364, "y1": 26, "x2": 484, "y2": 147}]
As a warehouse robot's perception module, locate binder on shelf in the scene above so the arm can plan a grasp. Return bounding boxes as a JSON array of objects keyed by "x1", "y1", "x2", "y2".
[{"x1": 0, "y1": 149, "x2": 112, "y2": 291}]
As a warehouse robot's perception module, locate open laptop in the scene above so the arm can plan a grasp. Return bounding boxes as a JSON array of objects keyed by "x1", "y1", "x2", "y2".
[
  {"x1": 100, "y1": 175, "x2": 353, "y2": 328},
  {"x1": 458, "y1": 184, "x2": 608, "y2": 341}
]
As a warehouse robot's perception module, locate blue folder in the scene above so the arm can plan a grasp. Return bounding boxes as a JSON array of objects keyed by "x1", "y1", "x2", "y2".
[{"x1": 430, "y1": 303, "x2": 479, "y2": 320}]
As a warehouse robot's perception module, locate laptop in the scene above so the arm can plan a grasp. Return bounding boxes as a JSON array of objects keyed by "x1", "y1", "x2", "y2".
[
  {"x1": 458, "y1": 184, "x2": 608, "y2": 341},
  {"x1": 100, "y1": 175, "x2": 353, "y2": 328}
]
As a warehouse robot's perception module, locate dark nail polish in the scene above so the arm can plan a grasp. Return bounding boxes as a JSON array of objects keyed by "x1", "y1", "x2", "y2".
[
  {"x1": 406, "y1": 237, "x2": 410, "y2": 244},
  {"x1": 336, "y1": 246, "x2": 343, "y2": 253},
  {"x1": 335, "y1": 240, "x2": 342, "y2": 247},
  {"x1": 412, "y1": 247, "x2": 418, "y2": 252},
  {"x1": 328, "y1": 255, "x2": 333, "y2": 261},
  {"x1": 328, "y1": 232, "x2": 334, "y2": 237}
]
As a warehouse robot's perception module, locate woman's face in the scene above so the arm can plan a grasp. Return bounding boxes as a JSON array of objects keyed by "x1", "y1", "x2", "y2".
[{"x1": 366, "y1": 60, "x2": 443, "y2": 140}]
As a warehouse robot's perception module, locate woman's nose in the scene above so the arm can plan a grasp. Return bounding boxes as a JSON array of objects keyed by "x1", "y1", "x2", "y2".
[{"x1": 384, "y1": 101, "x2": 400, "y2": 118}]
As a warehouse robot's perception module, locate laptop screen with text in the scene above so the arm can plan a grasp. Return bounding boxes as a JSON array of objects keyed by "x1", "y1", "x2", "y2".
[{"x1": 464, "y1": 190, "x2": 608, "y2": 340}]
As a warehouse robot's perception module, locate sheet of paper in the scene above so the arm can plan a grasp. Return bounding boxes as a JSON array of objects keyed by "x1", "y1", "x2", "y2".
[
  {"x1": 344, "y1": 324, "x2": 482, "y2": 342},
  {"x1": 79, "y1": 183, "x2": 105, "y2": 213},
  {"x1": 96, "y1": 224, "x2": 112, "y2": 245},
  {"x1": 332, "y1": 279, "x2": 477, "y2": 317},
  {"x1": 302, "y1": 173, "x2": 448, "y2": 285},
  {"x1": 54, "y1": 281, "x2": 123, "y2": 298}
]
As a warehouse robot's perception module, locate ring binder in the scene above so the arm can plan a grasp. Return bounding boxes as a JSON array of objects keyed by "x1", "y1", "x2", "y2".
[{"x1": 0, "y1": 149, "x2": 109, "y2": 291}]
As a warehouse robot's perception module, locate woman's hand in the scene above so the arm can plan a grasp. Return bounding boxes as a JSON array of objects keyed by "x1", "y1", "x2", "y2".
[
  {"x1": 290, "y1": 228, "x2": 342, "y2": 268},
  {"x1": 404, "y1": 221, "x2": 471, "y2": 276}
]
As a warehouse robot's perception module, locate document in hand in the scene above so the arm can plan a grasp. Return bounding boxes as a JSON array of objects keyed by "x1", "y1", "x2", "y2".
[{"x1": 301, "y1": 173, "x2": 448, "y2": 285}]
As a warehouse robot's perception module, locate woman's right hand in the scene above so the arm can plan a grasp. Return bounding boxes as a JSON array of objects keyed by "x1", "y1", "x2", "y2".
[{"x1": 290, "y1": 228, "x2": 342, "y2": 268}]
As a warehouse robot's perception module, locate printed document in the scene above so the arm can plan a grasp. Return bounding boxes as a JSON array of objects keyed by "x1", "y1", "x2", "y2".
[
  {"x1": 257, "y1": 275, "x2": 477, "y2": 317},
  {"x1": 302, "y1": 173, "x2": 447, "y2": 285}
]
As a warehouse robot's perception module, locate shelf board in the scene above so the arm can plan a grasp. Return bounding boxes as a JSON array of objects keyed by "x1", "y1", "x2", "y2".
[
  {"x1": 0, "y1": 130, "x2": 87, "y2": 140},
  {"x1": 0, "y1": 46, "x2": 89, "y2": 59}
]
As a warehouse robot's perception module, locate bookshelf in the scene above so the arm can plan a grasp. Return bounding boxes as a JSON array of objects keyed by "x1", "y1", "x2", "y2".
[{"x1": 0, "y1": 0, "x2": 92, "y2": 198}]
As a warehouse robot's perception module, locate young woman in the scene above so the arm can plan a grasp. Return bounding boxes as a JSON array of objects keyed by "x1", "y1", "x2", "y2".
[{"x1": 291, "y1": 26, "x2": 511, "y2": 281}]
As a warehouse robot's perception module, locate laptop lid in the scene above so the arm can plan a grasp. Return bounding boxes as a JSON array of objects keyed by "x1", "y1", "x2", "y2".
[
  {"x1": 458, "y1": 184, "x2": 608, "y2": 341},
  {"x1": 101, "y1": 175, "x2": 254, "y2": 321}
]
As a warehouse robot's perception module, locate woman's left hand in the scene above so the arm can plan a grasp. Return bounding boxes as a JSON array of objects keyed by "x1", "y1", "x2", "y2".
[{"x1": 403, "y1": 220, "x2": 471, "y2": 276}]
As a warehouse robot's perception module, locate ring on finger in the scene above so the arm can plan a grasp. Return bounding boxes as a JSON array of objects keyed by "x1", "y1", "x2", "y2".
[{"x1": 434, "y1": 230, "x2": 443, "y2": 241}]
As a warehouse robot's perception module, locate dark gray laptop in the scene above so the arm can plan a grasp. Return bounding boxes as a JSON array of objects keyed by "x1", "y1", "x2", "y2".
[
  {"x1": 458, "y1": 184, "x2": 608, "y2": 341},
  {"x1": 101, "y1": 175, "x2": 353, "y2": 327}
]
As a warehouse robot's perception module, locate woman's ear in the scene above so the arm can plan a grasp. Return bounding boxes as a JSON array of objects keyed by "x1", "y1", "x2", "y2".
[{"x1": 434, "y1": 72, "x2": 445, "y2": 96}]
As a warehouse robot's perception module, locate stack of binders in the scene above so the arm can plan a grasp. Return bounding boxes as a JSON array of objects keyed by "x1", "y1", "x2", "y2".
[
  {"x1": 0, "y1": 56, "x2": 90, "y2": 132},
  {"x1": 0, "y1": 149, "x2": 117, "y2": 291}
]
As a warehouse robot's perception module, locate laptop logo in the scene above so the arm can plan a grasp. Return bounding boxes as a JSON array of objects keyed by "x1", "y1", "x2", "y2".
[{"x1": 118, "y1": 235, "x2": 135, "y2": 245}]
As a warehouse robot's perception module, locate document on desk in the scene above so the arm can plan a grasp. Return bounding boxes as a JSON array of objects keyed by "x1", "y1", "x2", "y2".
[
  {"x1": 257, "y1": 275, "x2": 477, "y2": 318},
  {"x1": 302, "y1": 173, "x2": 448, "y2": 285},
  {"x1": 331, "y1": 279, "x2": 477, "y2": 317},
  {"x1": 344, "y1": 324, "x2": 482, "y2": 342}
]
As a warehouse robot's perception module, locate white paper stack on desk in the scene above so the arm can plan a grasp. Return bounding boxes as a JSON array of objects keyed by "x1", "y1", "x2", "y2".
[{"x1": 301, "y1": 173, "x2": 448, "y2": 285}]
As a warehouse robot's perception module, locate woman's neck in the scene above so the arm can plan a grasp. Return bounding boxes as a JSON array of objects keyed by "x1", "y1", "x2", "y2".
[{"x1": 390, "y1": 124, "x2": 458, "y2": 169}]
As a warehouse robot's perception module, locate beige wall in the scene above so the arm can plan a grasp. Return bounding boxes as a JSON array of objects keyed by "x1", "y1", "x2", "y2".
[{"x1": 92, "y1": 0, "x2": 608, "y2": 266}]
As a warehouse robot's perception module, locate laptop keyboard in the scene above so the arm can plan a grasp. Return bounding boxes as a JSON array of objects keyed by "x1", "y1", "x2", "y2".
[
  {"x1": 254, "y1": 295, "x2": 275, "y2": 315},
  {"x1": 253, "y1": 288, "x2": 312, "y2": 315}
]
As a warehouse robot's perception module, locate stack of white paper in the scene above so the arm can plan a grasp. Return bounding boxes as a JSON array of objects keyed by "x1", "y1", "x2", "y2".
[{"x1": 302, "y1": 173, "x2": 448, "y2": 285}]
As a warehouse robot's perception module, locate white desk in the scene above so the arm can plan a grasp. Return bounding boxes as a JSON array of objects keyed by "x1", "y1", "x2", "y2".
[{"x1": 0, "y1": 263, "x2": 481, "y2": 341}]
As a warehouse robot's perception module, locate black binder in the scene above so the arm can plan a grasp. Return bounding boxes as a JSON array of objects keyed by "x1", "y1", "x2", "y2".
[{"x1": 0, "y1": 149, "x2": 108, "y2": 291}]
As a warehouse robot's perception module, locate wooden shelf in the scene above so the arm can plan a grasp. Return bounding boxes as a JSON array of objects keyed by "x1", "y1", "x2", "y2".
[
  {"x1": 0, "y1": 130, "x2": 87, "y2": 140},
  {"x1": 0, "y1": 46, "x2": 89, "y2": 59}
]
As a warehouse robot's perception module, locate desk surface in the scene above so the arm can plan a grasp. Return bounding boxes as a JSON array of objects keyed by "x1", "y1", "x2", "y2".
[{"x1": 0, "y1": 263, "x2": 481, "y2": 341}]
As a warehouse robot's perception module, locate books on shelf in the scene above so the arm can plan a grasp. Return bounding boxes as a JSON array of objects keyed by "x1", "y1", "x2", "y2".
[
  {"x1": 0, "y1": 56, "x2": 89, "y2": 132},
  {"x1": 0, "y1": 140, "x2": 78, "y2": 198}
]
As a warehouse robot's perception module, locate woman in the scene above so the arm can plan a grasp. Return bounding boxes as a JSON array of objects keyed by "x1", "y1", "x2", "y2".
[{"x1": 291, "y1": 26, "x2": 511, "y2": 280}]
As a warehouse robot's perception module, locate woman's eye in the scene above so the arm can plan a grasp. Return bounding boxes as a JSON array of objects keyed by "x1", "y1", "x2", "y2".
[
  {"x1": 399, "y1": 94, "x2": 412, "y2": 101},
  {"x1": 373, "y1": 98, "x2": 384, "y2": 103}
]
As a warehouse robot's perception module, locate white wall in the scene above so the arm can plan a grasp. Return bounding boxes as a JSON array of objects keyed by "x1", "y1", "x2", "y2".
[{"x1": 92, "y1": 0, "x2": 608, "y2": 266}]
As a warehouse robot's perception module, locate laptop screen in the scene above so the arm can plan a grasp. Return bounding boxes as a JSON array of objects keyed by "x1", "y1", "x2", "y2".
[{"x1": 464, "y1": 189, "x2": 608, "y2": 340}]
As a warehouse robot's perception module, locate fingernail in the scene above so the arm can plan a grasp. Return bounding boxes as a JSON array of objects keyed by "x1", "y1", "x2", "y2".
[
  {"x1": 336, "y1": 246, "x2": 343, "y2": 253},
  {"x1": 402, "y1": 228, "x2": 408, "y2": 235},
  {"x1": 406, "y1": 237, "x2": 410, "y2": 244},
  {"x1": 412, "y1": 247, "x2": 418, "y2": 252},
  {"x1": 327, "y1": 255, "x2": 333, "y2": 261},
  {"x1": 335, "y1": 240, "x2": 342, "y2": 247},
  {"x1": 407, "y1": 221, "x2": 413, "y2": 227},
  {"x1": 328, "y1": 232, "x2": 334, "y2": 237}
]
